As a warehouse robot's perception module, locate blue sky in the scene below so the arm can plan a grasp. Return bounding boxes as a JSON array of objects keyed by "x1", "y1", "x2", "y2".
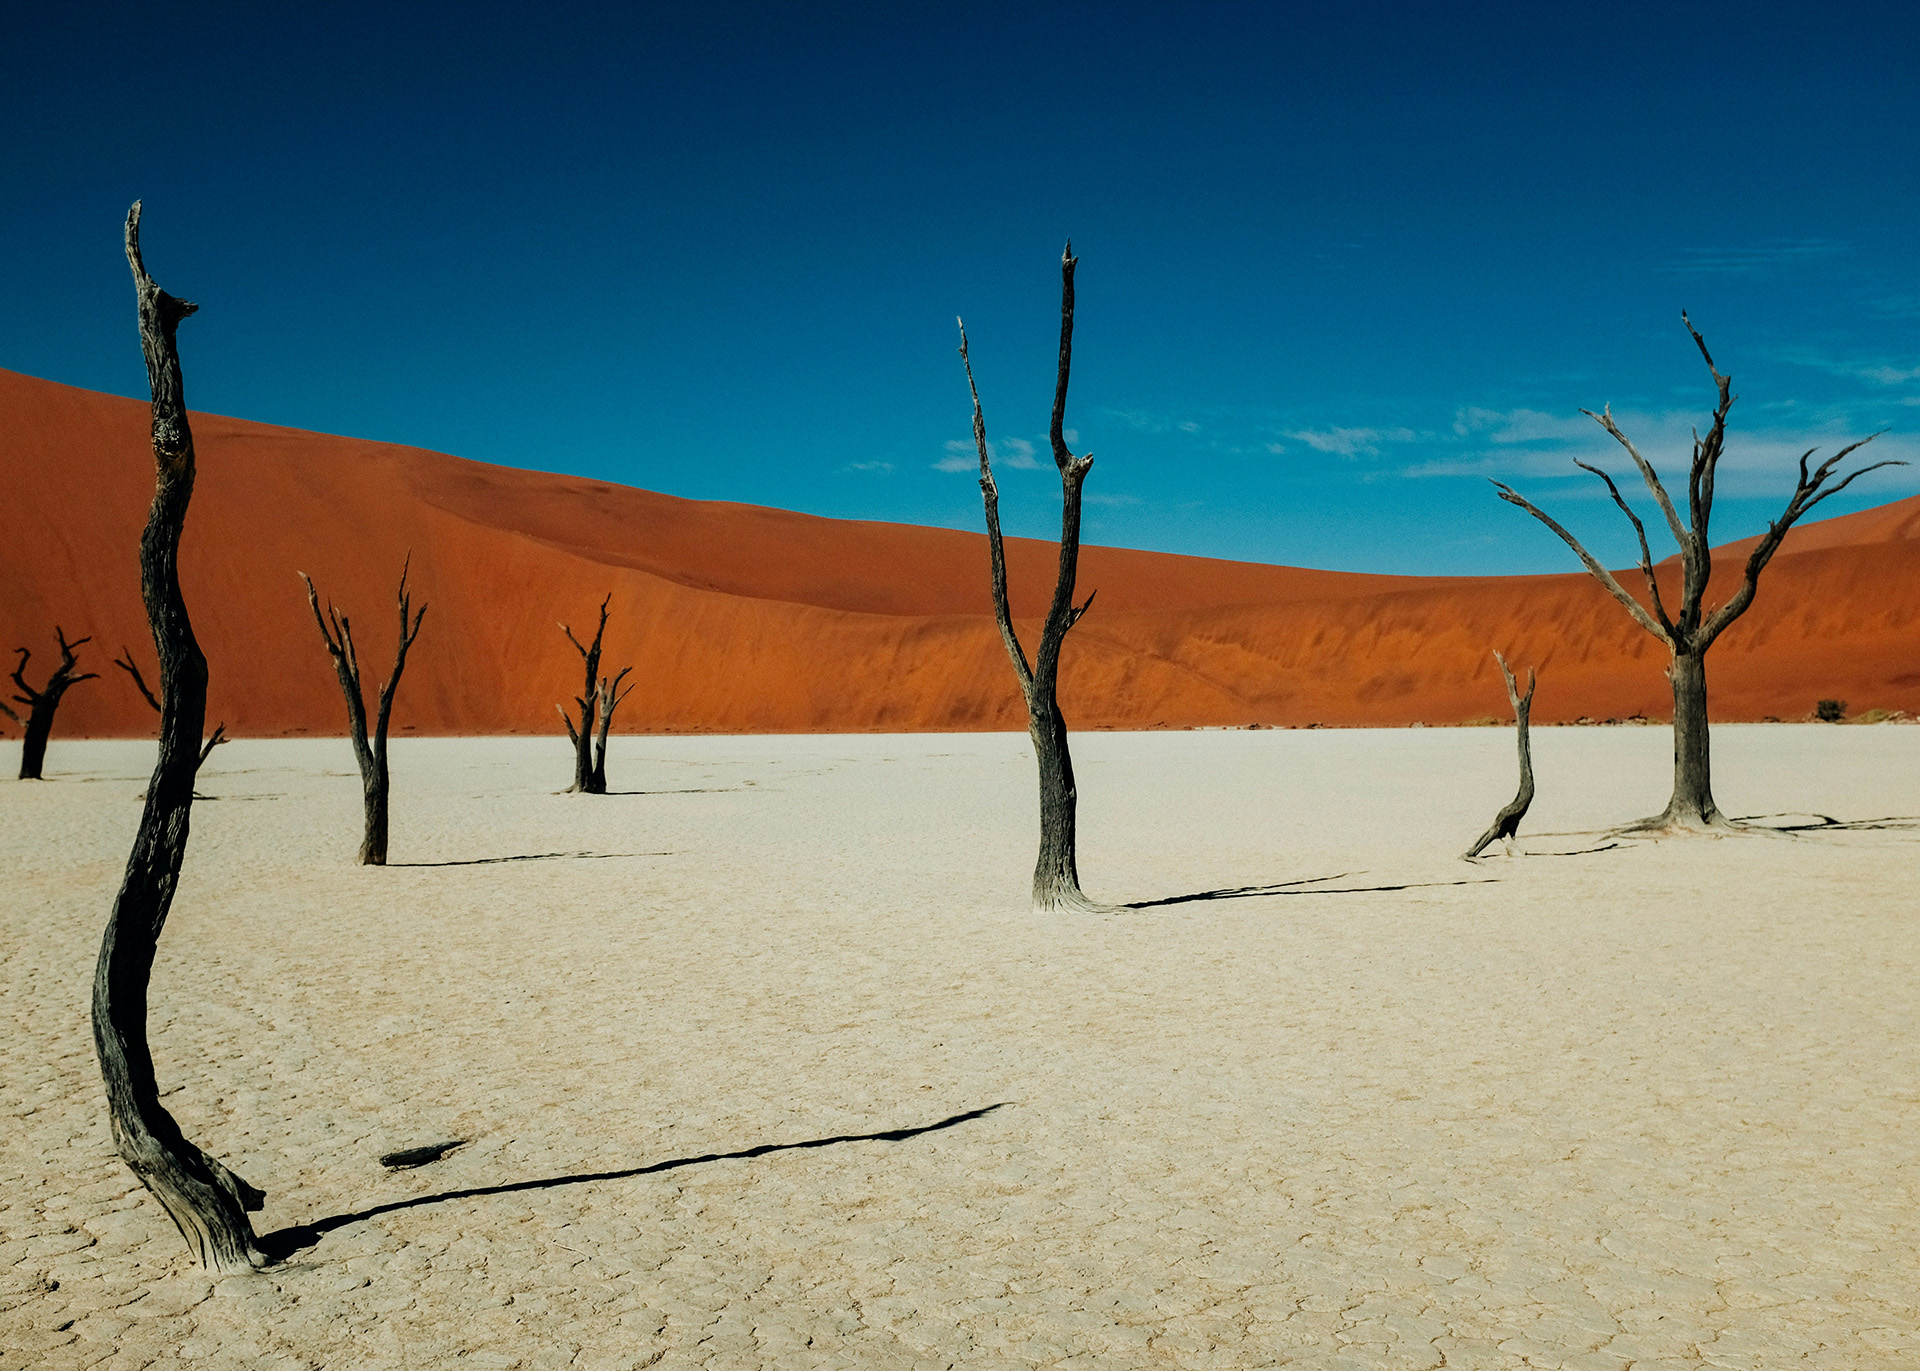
[{"x1": 4, "y1": 1, "x2": 1916, "y2": 575}]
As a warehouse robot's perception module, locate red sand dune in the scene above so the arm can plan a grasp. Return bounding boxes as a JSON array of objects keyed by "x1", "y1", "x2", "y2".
[{"x1": 3, "y1": 366, "x2": 1917, "y2": 738}]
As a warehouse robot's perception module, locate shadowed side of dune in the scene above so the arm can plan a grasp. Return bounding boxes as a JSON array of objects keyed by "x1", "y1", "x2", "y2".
[{"x1": 3, "y1": 367, "x2": 1916, "y2": 737}]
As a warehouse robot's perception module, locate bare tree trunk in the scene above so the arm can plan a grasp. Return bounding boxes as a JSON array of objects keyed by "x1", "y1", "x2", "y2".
[
  {"x1": 1465, "y1": 652, "x2": 1537, "y2": 858},
  {"x1": 114, "y1": 645, "x2": 227, "y2": 776},
  {"x1": 959, "y1": 244, "x2": 1104, "y2": 913},
  {"x1": 560, "y1": 595, "x2": 610, "y2": 793},
  {"x1": 301, "y1": 559, "x2": 426, "y2": 865},
  {"x1": 93, "y1": 203, "x2": 265, "y2": 1274},
  {"x1": 1494, "y1": 315, "x2": 1903, "y2": 835},
  {"x1": 11, "y1": 629, "x2": 99, "y2": 779},
  {"x1": 589, "y1": 667, "x2": 634, "y2": 793},
  {"x1": 1660, "y1": 648, "x2": 1720, "y2": 828}
]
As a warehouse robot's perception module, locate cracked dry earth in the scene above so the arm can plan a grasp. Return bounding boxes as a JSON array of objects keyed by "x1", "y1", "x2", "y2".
[{"x1": 3, "y1": 727, "x2": 1918, "y2": 1370}]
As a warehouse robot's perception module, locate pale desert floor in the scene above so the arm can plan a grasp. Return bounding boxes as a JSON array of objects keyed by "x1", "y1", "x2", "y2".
[{"x1": 2, "y1": 727, "x2": 1918, "y2": 1371}]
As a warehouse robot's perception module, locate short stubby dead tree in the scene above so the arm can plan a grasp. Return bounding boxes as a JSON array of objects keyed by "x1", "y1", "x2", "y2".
[
  {"x1": 300, "y1": 559, "x2": 427, "y2": 864},
  {"x1": 557, "y1": 594, "x2": 634, "y2": 794},
  {"x1": 959, "y1": 243, "x2": 1107, "y2": 913},
  {"x1": 114, "y1": 645, "x2": 227, "y2": 771},
  {"x1": 1464, "y1": 652, "x2": 1537, "y2": 859},
  {"x1": 10, "y1": 627, "x2": 99, "y2": 779},
  {"x1": 94, "y1": 202, "x2": 267, "y2": 1272},
  {"x1": 1495, "y1": 316, "x2": 1902, "y2": 833}
]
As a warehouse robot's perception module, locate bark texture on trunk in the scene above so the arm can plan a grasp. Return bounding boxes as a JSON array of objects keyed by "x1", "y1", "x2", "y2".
[
  {"x1": 959, "y1": 244, "x2": 1105, "y2": 912},
  {"x1": 1493, "y1": 316, "x2": 1902, "y2": 833},
  {"x1": 10, "y1": 629, "x2": 98, "y2": 779},
  {"x1": 590, "y1": 667, "x2": 634, "y2": 793},
  {"x1": 1661, "y1": 649, "x2": 1719, "y2": 827},
  {"x1": 1464, "y1": 652, "x2": 1537, "y2": 858},
  {"x1": 300, "y1": 559, "x2": 426, "y2": 865},
  {"x1": 93, "y1": 202, "x2": 266, "y2": 1274}
]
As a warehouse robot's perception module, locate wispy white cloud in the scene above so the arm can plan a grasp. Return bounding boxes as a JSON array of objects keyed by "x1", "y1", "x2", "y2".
[
  {"x1": 935, "y1": 435, "x2": 1046, "y2": 473},
  {"x1": 1659, "y1": 239, "x2": 1850, "y2": 275},
  {"x1": 1403, "y1": 403, "x2": 1920, "y2": 501},
  {"x1": 1085, "y1": 492, "x2": 1142, "y2": 507},
  {"x1": 1776, "y1": 347, "x2": 1920, "y2": 387},
  {"x1": 841, "y1": 460, "x2": 894, "y2": 474},
  {"x1": 1280, "y1": 426, "x2": 1417, "y2": 457}
]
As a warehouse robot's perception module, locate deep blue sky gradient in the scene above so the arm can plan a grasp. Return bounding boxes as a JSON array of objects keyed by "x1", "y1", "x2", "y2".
[{"x1": 4, "y1": 1, "x2": 1917, "y2": 573}]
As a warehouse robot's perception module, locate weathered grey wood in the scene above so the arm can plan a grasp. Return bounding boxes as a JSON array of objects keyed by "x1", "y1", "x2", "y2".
[
  {"x1": 10, "y1": 629, "x2": 98, "y2": 779},
  {"x1": 113, "y1": 645, "x2": 226, "y2": 770},
  {"x1": 959, "y1": 244, "x2": 1104, "y2": 912},
  {"x1": 1493, "y1": 316, "x2": 1902, "y2": 832},
  {"x1": 300, "y1": 558, "x2": 426, "y2": 864},
  {"x1": 1464, "y1": 652, "x2": 1537, "y2": 858},
  {"x1": 590, "y1": 667, "x2": 635, "y2": 793},
  {"x1": 559, "y1": 595, "x2": 610, "y2": 793},
  {"x1": 93, "y1": 202, "x2": 265, "y2": 1274}
]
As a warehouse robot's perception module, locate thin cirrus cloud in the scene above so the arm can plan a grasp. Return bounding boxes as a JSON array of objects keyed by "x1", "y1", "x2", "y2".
[
  {"x1": 1400, "y1": 405, "x2": 1920, "y2": 501},
  {"x1": 1279, "y1": 426, "x2": 1419, "y2": 457},
  {"x1": 840, "y1": 460, "x2": 894, "y2": 474},
  {"x1": 934, "y1": 435, "x2": 1046, "y2": 473},
  {"x1": 1658, "y1": 239, "x2": 1851, "y2": 275}
]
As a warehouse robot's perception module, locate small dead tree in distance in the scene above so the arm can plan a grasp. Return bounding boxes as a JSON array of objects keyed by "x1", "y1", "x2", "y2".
[
  {"x1": 11, "y1": 628, "x2": 99, "y2": 779},
  {"x1": 114, "y1": 646, "x2": 227, "y2": 769},
  {"x1": 300, "y1": 559, "x2": 427, "y2": 865},
  {"x1": 1464, "y1": 651, "x2": 1537, "y2": 859},
  {"x1": 959, "y1": 243, "x2": 1104, "y2": 913},
  {"x1": 1494, "y1": 315, "x2": 1903, "y2": 832},
  {"x1": 94, "y1": 202, "x2": 266, "y2": 1272},
  {"x1": 558, "y1": 594, "x2": 615, "y2": 794}
]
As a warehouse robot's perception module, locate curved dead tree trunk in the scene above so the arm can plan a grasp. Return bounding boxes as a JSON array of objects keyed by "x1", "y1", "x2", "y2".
[
  {"x1": 959, "y1": 243, "x2": 1104, "y2": 913},
  {"x1": 93, "y1": 202, "x2": 265, "y2": 1274},
  {"x1": 1464, "y1": 652, "x2": 1537, "y2": 858},
  {"x1": 590, "y1": 667, "x2": 634, "y2": 793},
  {"x1": 300, "y1": 558, "x2": 427, "y2": 865},
  {"x1": 11, "y1": 628, "x2": 99, "y2": 779},
  {"x1": 1494, "y1": 316, "x2": 1902, "y2": 833},
  {"x1": 114, "y1": 646, "x2": 227, "y2": 770},
  {"x1": 558, "y1": 595, "x2": 610, "y2": 793}
]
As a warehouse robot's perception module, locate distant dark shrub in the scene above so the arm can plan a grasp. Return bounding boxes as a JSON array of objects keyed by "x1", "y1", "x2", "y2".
[{"x1": 1815, "y1": 699, "x2": 1847, "y2": 722}]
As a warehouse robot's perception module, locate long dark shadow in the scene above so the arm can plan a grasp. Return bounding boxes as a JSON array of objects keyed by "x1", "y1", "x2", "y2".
[
  {"x1": 1735, "y1": 812, "x2": 1920, "y2": 833},
  {"x1": 1129, "y1": 875, "x2": 1497, "y2": 910},
  {"x1": 260, "y1": 1102, "x2": 1009, "y2": 1262},
  {"x1": 391, "y1": 851, "x2": 667, "y2": 868},
  {"x1": 602, "y1": 787, "x2": 744, "y2": 796}
]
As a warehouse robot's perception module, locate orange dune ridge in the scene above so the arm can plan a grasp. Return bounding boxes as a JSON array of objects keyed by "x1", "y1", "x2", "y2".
[{"x1": 3, "y1": 366, "x2": 1917, "y2": 737}]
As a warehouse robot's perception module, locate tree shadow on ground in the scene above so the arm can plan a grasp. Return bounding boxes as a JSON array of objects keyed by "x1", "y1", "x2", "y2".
[
  {"x1": 601, "y1": 787, "x2": 746, "y2": 796},
  {"x1": 259, "y1": 1102, "x2": 1009, "y2": 1262},
  {"x1": 1735, "y1": 812, "x2": 1920, "y2": 833},
  {"x1": 390, "y1": 851, "x2": 669, "y2": 868},
  {"x1": 1126, "y1": 873, "x2": 1498, "y2": 910}
]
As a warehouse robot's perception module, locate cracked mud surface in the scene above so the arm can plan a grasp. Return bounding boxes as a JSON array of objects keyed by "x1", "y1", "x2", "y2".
[{"x1": 3, "y1": 727, "x2": 1917, "y2": 1369}]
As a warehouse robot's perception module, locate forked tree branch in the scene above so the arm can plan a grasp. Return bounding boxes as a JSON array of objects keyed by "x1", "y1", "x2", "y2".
[
  {"x1": 959, "y1": 318, "x2": 1035, "y2": 694},
  {"x1": 113, "y1": 647, "x2": 165, "y2": 712},
  {"x1": 1571, "y1": 460, "x2": 1675, "y2": 635},
  {"x1": 1491, "y1": 481, "x2": 1670, "y2": 642}
]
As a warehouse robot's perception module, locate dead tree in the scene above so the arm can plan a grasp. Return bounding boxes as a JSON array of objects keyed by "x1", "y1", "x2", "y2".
[
  {"x1": 93, "y1": 202, "x2": 266, "y2": 1273},
  {"x1": 114, "y1": 646, "x2": 227, "y2": 769},
  {"x1": 10, "y1": 628, "x2": 99, "y2": 779},
  {"x1": 1464, "y1": 652, "x2": 1537, "y2": 858},
  {"x1": 300, "y1": 558, "x2": 427, "y2": 865},
  {"x1": 557, "y1": 594, "x2": 610, "y2": 793},
  {"x1": 589, "y1": 667, "x2": 635, "y2": 792},
  {"x1": 1495, "y1": 315, "x2": 1902, "y2": 832},
  {"x1": 959, "y1": 243, "x2": 1104, "y2": 912}
]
